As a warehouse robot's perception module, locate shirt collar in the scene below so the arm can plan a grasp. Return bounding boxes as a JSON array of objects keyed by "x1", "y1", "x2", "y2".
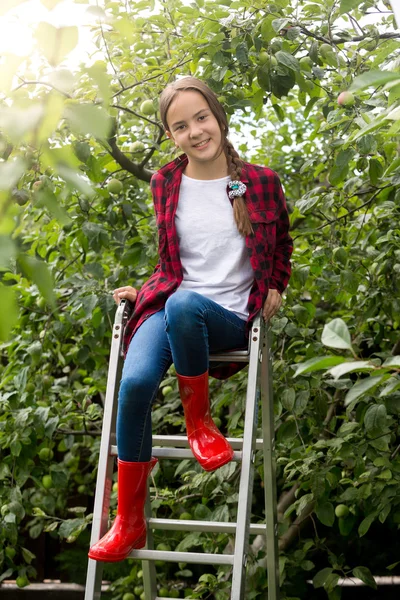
[{"x1": 163, "y1": 153, "x2": 249, "y2": 191}]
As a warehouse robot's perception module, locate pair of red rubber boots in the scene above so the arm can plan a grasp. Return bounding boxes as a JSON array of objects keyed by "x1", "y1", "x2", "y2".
[{"x1": 88, "y1": 370, "x2": 233, "y2": 562}]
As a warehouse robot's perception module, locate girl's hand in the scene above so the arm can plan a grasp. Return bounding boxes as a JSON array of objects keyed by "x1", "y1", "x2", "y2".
[
  {"x1": 112, "y1": 286, "x2": 138, "y2": 306},
  {"x1": 262, "y1": 289, "x2": 282, "y2": 322}
]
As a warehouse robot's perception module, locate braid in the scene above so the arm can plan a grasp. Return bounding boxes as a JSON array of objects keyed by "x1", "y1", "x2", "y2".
[{"x1": 224, "y1": 141, "x2": 254, "y2": 237}]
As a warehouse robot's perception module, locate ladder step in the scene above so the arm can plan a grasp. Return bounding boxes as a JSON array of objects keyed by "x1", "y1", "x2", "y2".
[
  {"x1": 209, "y1": 350, "x2": 249, "y2": 362},
  {"x1": 110, "y1": 446, "x2": 242, "y2": 460},
  {"x1": 110, "y1": 436, "x2": 265, "y2": 457},
  {"x1": 129, "y1": 549, "x2": 234, "y2": 565},
  {"x1": 148, "y1": 517, "x2": 267, "y2": 535},
  {"x1": 152, "y1": 435, "x2": 265, "y2": 450}
]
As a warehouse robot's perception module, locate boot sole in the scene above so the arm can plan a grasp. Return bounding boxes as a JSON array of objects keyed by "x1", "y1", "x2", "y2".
[
  {"x1": 201, "y1": 451, "x2": 234, "y2": 472},
  {"x1": 88, "y1": 532, "x2": 146, "y2": 562}
]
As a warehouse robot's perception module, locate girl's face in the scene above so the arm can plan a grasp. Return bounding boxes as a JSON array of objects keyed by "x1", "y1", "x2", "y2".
[{"x1": 165, "y1": 90, "x2": 224, "y2": 164}]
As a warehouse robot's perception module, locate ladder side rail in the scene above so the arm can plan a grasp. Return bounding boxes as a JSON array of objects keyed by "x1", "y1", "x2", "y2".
[
  {"x1": 231, "y1": 313, "x2": 263, "y2": 600},
  {"x1": 84, "y1": 303, "x2": 125, "y2": 600},
  {"x1": 143, "y1": 493, "x2": 158, "y2": 599},
  {"x1": 261, "y1": 326, "x2": 280, "y2": 600}
]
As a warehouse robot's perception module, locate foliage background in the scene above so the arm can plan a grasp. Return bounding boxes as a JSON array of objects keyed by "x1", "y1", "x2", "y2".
[{"x1": 0, "y1": 0, "x2": 400, "y2": 598}]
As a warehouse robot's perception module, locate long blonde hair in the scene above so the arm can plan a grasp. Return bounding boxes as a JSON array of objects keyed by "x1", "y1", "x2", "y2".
[{"x1": 159, "y1": 77, "x2": 253, "y2": 237}]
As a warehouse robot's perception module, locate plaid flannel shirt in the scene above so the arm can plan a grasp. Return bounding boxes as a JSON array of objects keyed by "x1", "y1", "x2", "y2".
[{"x1": 123, "y1": 153, "x2": 293, "y2": 379}]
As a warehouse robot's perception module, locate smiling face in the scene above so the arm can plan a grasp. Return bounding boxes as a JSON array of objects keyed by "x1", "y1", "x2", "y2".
[{"x1": 165, "y1": 90, "x2": 227, "y2": 172}]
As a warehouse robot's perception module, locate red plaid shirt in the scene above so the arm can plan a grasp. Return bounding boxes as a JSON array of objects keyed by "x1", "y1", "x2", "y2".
[{"x1": 123, "y1": 153, "x2": 293, "y2": 379}]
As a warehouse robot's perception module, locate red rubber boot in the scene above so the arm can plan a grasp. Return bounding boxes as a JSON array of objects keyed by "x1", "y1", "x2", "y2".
[
  {"x1": 88, "y1": 457, "x2": 157, "y2": 562},
  {"x1": 177, "y1": 370, "x2": 233, "y2": 471}
]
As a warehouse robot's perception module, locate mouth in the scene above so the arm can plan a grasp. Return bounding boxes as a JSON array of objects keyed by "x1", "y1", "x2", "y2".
[{"x1": 193, "y1": 138, "x2": 211, "y2": 149}]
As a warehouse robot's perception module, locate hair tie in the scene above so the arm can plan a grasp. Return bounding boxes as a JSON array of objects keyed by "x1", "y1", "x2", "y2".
[{"x1": 228, "y1": 180, "x2": 247, "y2": 200}]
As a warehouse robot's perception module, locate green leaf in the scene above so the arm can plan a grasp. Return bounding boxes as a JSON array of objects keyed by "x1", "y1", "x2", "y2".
[
  {"x1": 388, "y1": 83, "x2": 400, "y2": 106},
  {"x1": 369, "y1": 158, "x2": 383, "y2": 185},
  {"x1": 344, "y1": 374, "x2": 387, "y2": 406},
  {"x1": 0, "y1": 0, "x2": 27, "y2": 17},
  {"x1": 64, "y1": 103, "x2": 112, "y2": 139},
  {"x1": 313, "y1": 567, "x2": 333, "y2": 588},
  {"x1": 358, "y1": 513, "x2": 375, "y2": 537},
  {"x1": 35, "y1": 23, "x2": 79, "y2": 66},
  {"x1": 0, "y1": 158, "x2": 27, "y2": 192},
  {"x1": 281, "y1": 387, "x2": 295, "y2": 410},
  {"x1": 260, "y1": 15, "x2": 275, "y2": 42},
  {"x1": 0, "y1": 569, "x2": 14, "y2": 583},
  {"x1": 382, "y1": 356, "x2": 400, "y2": 368},
  {"x1": 0, "y1": 105, "x2": 44, "y2": 142},
  {"x1": 340, "y1": 0, "x2": 363, "y2": 13},
  {"x1": 275, "y1": 51, "x2": 300, "y2": 72},
  {"x1": 235, "y1": 43, "x2": 250, "y2": 66},
  {"x1": 327, "y1": 361, "x2": 374, "y2": 379},
  {"x1": 349, "y1": 70, "x2": 400, "y2": 92},
  {"x1": 328, "y1": 163, "x2": 349, "y2": 186},
  {"x1": 272, "y1": 19, "x2": 289, "y2": 33},
  {"x1": 35, "y1": 190, "x2": 72, "y2": 226},
  {"x1": 0, "y1": 285, "x2": 18, "y2": 341},
  {"x1": 293, "y1": 390, "x2": 310, "y2": 416},
  {"x1": 21, "y1": 547, "x2": 35, "y2": 564},
  {"x1": 353, "y1": 566, "x2": 377, "y2": 589},
  {"x1": 18, "y1": 255, "x2": 55, "y2": 308},
  {"x1": 364, "y1": 404, "x2": 387, "y2": 435},
  {"x1": 40, "y1": 0, "x2": 63, "y2": 8},
  {"x1": 316, "y1": 502, "x2": 335, "y2": 527},
  {"x1": 321, "y1": 319, "x2": 352, "y2": 350},
  {"x1": 56, "y1": 164, "x2": 95, "y2": 198},
  {"x1": 58, "y1": 518, "x2": 86, "y2": 539}
]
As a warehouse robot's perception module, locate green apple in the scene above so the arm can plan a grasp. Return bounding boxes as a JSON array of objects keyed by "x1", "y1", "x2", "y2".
[
  {"x1": 299, "y1": 56, "x2": 313, "y2": 71},
  {"x1": 42, "y1": 474, "x2": 53, "y2": 489},
  {"x1": 140, "y1": 100, "x2": 156, "y2": 115},
  {"x1": 16, "y1": 575, "x2": 29, "y2": 588},
  {"x1": 319, "y1": 43, "x2": 333, "y2": 58},
  {"x1": 32, "y1": 180, "x2": 43, "y2": 192},
  {"x1": 337, "y1": 91, "x2": 355, "y2": 106},
  {"x1": 107, "y1": 178, "x2": 123, "y2": 194},
  {"x1": 128, "y1": 141, "x2": 145, "y2": 153},
  {"x1": 5, "y1": 546, "x2": 16, "y2": 560},
  {"x1": 12, "y1": 189, "x2": 30, "y2": 206},
  {"x1": 122, "y1": 594, "x2": 135, "y2": 600},
  {"x1": 134, "y1": 586, "x2": 144, "y2": 595},
  {"x1": 259, "y1": 51, "x2": 270, "y2": 65},
  {"x1": 335, "y1": 504, "x2": 349, "y2": 518},
  {"x1": 162, "y1": 386, "x2": 173, "y2": 396},
  {"x1": 179, "y1": 512, "x2": 192, "y2": 520},
  {"x1": 39, "y1": 448, "x2": 54, "y2": 461}
]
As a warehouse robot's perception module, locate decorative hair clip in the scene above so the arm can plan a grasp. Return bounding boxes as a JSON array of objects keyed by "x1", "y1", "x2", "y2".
[{"x1": 228, "y1": 180, "x2": 247, "y2": 200}]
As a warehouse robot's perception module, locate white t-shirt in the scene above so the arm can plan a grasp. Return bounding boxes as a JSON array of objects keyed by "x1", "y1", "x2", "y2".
[{"x1": 175, "y1": 173, "x2": 254, "y2": 320}]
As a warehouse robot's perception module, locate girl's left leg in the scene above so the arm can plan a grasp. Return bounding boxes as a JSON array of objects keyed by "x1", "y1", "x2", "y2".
[{"x1": 164, "y1": 290, "x2": 248, "y2": 471}]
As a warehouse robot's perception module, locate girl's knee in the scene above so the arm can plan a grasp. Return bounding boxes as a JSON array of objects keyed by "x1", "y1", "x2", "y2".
[
  {"x1": 165, "y1": 290, "x2": 202, "y2": 323},
  {"x1": 118, "y1": 374, "x2": 154, "y2": 410}
]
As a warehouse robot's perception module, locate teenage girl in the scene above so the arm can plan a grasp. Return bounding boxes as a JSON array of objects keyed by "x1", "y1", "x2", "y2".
[{"x1": 88, "y1": 76, "x2": 293, "y2": 562}]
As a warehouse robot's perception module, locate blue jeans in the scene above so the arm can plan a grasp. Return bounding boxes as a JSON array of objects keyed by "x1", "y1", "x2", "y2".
[{"x1": 116, "y1": 290, "x2": 248, "y2": 461}]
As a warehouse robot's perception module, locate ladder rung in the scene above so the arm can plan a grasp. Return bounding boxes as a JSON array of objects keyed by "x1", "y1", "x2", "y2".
[
  {"x1": 209, "y1": 350, "x2": 249, "y2": 363},
  {"x1": 152, "y1": 435, "x2": 265, "y2": 450},
  {"x1": 111, "y1": 446, "x2": 242, "y2": 462},
  {"x1": 129, "y1": 549, "x2": 234, "y2": 565},
  {"x1": 110, "y1": 437, "x2": 265, "y2": 457},
  {"x1": 148, "y1": 517, "x2": 267, "y2": 535},
  {"x1": 110, "y1": 446, "x2": 242, "y2": 460}
]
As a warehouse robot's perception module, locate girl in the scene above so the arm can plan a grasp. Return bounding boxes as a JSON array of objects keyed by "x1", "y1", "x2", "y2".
[{"x1": 88, "y1": 76, "x2": 293, "y2": 562}]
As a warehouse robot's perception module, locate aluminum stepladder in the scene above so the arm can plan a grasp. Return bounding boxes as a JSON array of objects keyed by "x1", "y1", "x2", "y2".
[{"x1": 85, "y1": 299, "x2": 280, "y2": 600}]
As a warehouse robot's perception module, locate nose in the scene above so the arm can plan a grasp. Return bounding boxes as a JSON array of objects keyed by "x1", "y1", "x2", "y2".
[{"x1": 189, "y1": 123, "x2": 204, "y2": 139}]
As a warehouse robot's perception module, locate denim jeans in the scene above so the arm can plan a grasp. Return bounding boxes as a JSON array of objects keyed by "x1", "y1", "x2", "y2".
[{"x1": 116, "y1": 290, "x2": 248, "y2": 461}]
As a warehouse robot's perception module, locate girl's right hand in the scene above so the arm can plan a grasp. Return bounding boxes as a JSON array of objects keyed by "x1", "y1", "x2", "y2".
[{"x1": 112, "y1": 286, "x2": 138, "y2": 306}]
